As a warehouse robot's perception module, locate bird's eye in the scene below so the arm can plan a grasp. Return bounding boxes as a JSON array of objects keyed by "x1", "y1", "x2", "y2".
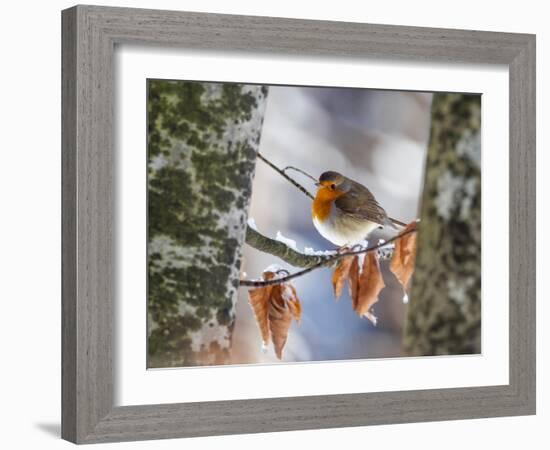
[{"x1": 330, "y1": 184, "x2": 336, "y2": 190}]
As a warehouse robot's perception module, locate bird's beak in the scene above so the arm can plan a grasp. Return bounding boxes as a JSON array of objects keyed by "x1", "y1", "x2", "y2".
[{"x1": 314, "y1": 182, "x2": 321, "y2": 187}]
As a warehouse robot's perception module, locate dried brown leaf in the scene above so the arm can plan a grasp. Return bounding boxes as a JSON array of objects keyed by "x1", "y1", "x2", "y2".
[
  {"x1": 389, "y1": 221, "x2": 418, "y2": 291},
  {"x1": 331, "y1": 256, "x2": 355, "y2": 299},
  {"x1": 282, "y1": 284, "x2": 302, "y2": 323},
  {"x1": 248, "y1": 288, "x2": 271, "y2": 346},
  {"x1": 268, "y1": 289, "x2": 293, "y2": 359},
  {"x1": 247, "y1": 270, "x2": 301, "y2": 360},
  {"x1": 353, "y1": 252, "x2": 385, "y2": 324},
  {"x1": 348, "y1": 256, "x2": 360, "y2": 306}
]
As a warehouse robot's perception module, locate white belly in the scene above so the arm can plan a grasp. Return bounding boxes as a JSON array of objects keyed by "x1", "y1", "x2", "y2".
[{"x1": 313, "y1": 207, "x2": 380, "y2": 246}]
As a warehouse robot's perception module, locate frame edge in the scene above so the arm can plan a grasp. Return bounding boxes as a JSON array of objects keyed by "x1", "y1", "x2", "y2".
[
  {"x1": 508, "y1": 33, "x2": 536, "y2": 415},
  {"x1": 61, "y1": 4, "x2": 537, "y2": 443},
  {"x1": 61, "y1": 5, "x2": 78, "y2": 444}
]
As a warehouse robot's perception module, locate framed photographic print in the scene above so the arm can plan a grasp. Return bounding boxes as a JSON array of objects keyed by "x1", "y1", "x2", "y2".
[{"x1": 61, "y1": 4, "x2": 536, "y2": 444}]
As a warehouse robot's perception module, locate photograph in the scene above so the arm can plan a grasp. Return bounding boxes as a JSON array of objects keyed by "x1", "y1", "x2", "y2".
[{"x1": 146, "y1": 79, "x2": 482, "y2": 368}]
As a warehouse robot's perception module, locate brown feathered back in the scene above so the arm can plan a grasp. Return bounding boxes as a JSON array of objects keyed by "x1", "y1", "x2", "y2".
[{"x1": 334, "y1": 179, "x2": 390, "y2": 226}]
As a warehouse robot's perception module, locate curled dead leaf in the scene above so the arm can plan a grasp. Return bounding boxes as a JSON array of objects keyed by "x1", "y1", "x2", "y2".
[
  {"x1": 331, "y1": 256, "x2": 355, "y2": 299},
  {"x1": 247, "y1": 277, "x2": 274, "y2": 347},
  {"x1": 282, "y1": 284, "x2": 302, "y2": 323},
  {"x1": 389, "y1": 221, "x2": 418, "y2": 293},
  {"x1": 330, "y1": 252, "x2": 384, "y2": 325},
  {"x1": 247, "y1": 271, "x2": 301, "y2": 360},
  {"x1": 348, "y1": 255, "x2": 359, "y2": 303},
  {"x1": 353, "y1": 252, "x2": 385, "y2": 325}
]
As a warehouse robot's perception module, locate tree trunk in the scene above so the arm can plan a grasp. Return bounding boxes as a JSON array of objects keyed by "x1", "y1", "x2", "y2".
[
  {"x1": 404, "y1": 93, "x2": 481, "y2": 356},
  {"x1": 147, "y1": 80, "x2": 268, "y2": 367}
]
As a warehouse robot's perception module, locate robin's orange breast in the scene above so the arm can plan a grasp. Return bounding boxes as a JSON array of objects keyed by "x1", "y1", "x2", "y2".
[
  {"x1": 311, "y1": 185, "x2": 345, "y2": 222},
  {"x1": 312, "y1": 185, "x2": 381, "y2": 246},
  {"x1": 311, "y1": 197, "x2": 331, "y2": 222}
]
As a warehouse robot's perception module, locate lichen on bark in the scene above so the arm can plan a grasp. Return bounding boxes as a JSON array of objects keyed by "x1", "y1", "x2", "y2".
[
  {"x1": 147, "y1": 80, "x2": 268, "y2": 367},
  {"x1": 404, "y1": 93, "x2": 481, "y2": 356}
]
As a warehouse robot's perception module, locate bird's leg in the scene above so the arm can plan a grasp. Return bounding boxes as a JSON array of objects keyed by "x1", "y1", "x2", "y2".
[
  {"x1": 337, "y1": 243, "x2": 366, "y2": 254},
  {"x1": 336, "y1": 245, "x2": 351, "y2": 254}
]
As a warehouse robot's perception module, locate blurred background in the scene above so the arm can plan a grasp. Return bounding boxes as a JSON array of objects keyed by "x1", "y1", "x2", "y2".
[{"x1": 232, "y1": 86, "x2": 433, "y2": 364}]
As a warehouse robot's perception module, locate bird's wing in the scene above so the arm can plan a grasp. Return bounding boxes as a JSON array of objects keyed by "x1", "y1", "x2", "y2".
[{"x1": 335, "y1": 184, "x2": 389, "y2": 226}]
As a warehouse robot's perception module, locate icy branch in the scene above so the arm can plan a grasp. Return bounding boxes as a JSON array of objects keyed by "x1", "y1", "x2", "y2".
[
  {"x1": 245, "y1": 226, "x2": 333, "y2": 269},
  {"x1": 241, "y1": 225, "x2": 416, "y2": 287}
]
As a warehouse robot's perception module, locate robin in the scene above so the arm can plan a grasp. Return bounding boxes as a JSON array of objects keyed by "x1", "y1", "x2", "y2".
[{"x1": 312, "y1": 171, "x2": 403, "y2": 247}]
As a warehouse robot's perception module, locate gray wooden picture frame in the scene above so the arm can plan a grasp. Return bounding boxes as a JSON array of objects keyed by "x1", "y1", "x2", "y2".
[{"x1": 61, "y1": 4, "x2": 536, "y2": 444}]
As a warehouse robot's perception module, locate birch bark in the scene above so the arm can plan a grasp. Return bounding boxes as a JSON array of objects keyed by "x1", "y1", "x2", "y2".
[{"x1": 147, "y1": 80, "x2": 268, "y2": 367}]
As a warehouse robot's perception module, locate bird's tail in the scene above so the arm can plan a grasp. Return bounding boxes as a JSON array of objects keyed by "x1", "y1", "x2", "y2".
[{"x1": 388, "y1": 216, "x2": 407, "y2": 228}]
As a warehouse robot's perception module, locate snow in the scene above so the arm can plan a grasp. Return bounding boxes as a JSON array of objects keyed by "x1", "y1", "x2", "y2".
[
  {"x1": 363, "y1": 312, "x2": 378, "y2": 326},
  {"x1": 274, "y1": 231, "x2": 339, "y2": 257},
  {"x1": 264, "y1": 263, "x2": 283, "y2": 274},
  {"x1": 275, "y1": 231, "x2": 298, "y2": 251},
  {"x1": 248, "y1": 222, "x2": 339, "y2": 260},
  {"x1": 247, "y1": 217, "x2": 258, "y2": 230},
  {"x1": 303, "y1": 247, "x2": 337, "y2": 256},
  {"x1": 281, "y1": 284, "x2": 295, "y2": 301},
  {"x1": 354, "y1": 240, "x2": 369, "y2": 273},
  {"x1": 376, "y1": 242, "x2": 395, "y2": 260}
]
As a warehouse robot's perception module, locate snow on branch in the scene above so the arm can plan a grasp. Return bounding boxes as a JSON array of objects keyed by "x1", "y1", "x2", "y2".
[
  {"x1": 241, "y1": 224, "x2": 417, "y2": 287},
  {"x1": 244, "y1": 226, "x2": 334, "y2": 269}
]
